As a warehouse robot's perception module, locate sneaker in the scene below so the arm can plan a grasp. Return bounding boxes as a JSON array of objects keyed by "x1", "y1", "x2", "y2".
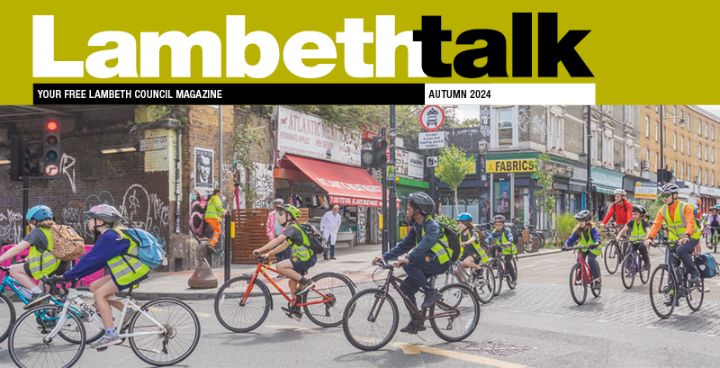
[
  {"x1": 591, "y1": 280, "x2": 601, "y2": 291},
  {"x1": 421, "y1": 289, "x2": 442, "y2": 309},
  {"x1": 24, "y1": 293, "x2": 51, "y2": 310},
  {"x1": 296, "y1": 279, "x2": 315, "y2": 295},
  {"x1": 91, "y1": 334, "x2": 122, "y2": 349},
  {"x1": 282, "y1": 305, "x2": 302, "y2": 320},
  {"x1": 399, "y1": 320, "x2": 426, "y2": 334},
  {"x1": 330, "y1": 257, "x2": 337, "y2": 260}
]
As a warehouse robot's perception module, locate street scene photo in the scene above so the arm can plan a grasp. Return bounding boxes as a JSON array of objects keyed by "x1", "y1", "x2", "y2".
[{"x1": 0, "y1": 104, "x2": 719, "y2": 367}]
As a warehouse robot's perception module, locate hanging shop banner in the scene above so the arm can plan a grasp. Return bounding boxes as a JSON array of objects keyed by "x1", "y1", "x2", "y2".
[
  {"x1": 277, "y1": 106, "x2": 361, "y2": 166},
  {"x1": 486, "y1": 158, "x2": 537, "y2": 173}
]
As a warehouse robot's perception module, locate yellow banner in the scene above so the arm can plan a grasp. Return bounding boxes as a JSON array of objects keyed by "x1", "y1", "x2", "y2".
[{"x1": 486, "y1": 159, "x2": 537, "y2": 173}]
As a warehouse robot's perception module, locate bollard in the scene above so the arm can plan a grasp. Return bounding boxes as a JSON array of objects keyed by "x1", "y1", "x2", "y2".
[{"x1": 188, "y1": 258, "x2": 218, "y2": 289}]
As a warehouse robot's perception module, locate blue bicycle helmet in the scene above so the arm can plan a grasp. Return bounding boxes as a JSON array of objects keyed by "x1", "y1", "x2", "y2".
[
  {"x1": 26, "y1": 205, "x2": 53, "y2": 222},
  {"x1": 456, "y1": 212, "x2": 473, "y2": 222}
]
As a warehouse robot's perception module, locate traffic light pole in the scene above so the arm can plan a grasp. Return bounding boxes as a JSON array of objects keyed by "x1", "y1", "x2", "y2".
[
  {"x1": 22, "y1": 143, "x2": 29, "y2": 237},
  {"x1": 388, "y1": 106, "x2": 398, "y2": 248},
  {"x1": 380, "y1": 128, "x2": 388, "y2": 254}
]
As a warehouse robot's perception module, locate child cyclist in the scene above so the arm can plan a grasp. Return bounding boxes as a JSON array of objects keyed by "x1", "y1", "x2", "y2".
[
  {"x1": 615, "y1": 205, "x2": 651, "y2": 270},
  {"x1": 562, "y1": 210, "x2": 602, "y2": 291},
  {"x1": 252, "y1": 204, "x2": 317, "y2": 320},
  {"x1": 455, "y1": 213, "x2": 489, "y2": 276},
  {"x1": 486, "y1": 215, "x2": 517, "y2": 282}
]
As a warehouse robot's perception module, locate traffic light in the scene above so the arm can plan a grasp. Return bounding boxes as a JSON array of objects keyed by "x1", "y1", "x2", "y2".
[
  {"x1": 23, "y1": 143, "x2": 42, "y2": 177},
  {"x1": 371, "y1": 136, "x2": 388, "y2": 168},
  {"x1": 43, "y1": 119, "x2": 62, "y2": 179},
  {"x1": 657, "y1": 169, "x2": 673, "y2": 185}
]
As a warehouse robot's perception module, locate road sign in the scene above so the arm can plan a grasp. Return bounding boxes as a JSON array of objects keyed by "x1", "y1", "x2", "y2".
[
  {"x1": 426, "y1": 156, "x2": 438, "y2": 168},
  {"x1": 419, "y1": 105, "x2": 445, "y2": 132},
  {"x1": 418, "y1": 131, "x2": 446, "y2": 149},
  {"x1": 44, "y1": 164, "x2": 60, "y2": 177}
]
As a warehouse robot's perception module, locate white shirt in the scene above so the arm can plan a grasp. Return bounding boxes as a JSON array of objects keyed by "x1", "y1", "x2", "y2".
[{"x1": 320, "y1": 211, "x2": 342, "y2": 244}]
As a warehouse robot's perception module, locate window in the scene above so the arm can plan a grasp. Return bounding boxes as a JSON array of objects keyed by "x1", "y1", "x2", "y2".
[
  {"x1": 712, "y1": 148, "x2": 715, "y2": 163},
  {"x1": 602, "y1": 132, "x2": 614, "y2": 164},
  {"x1": 655, "y1": 152, "x2": 659, "y2": 171},
  {"x1": 673, "y1": 106, "x2": 677, "y2": 124},
  {"x1": 712, "y1": 126, "x2": 715, "y2": 140},
  {"x1": 645, "y1": 116, "x2": 650, "y2": 137},
  {"x1": 688, "y1": 165, "x2": 692, "y2": 180},
  {"x1": 686, "y1": 137, "x2": 690, "y2": 157},
  {"x1": 645, "y1": 148, "x2": 650, "y2": 161},
  {"x1": 673, "y1": 132, "x2": 677, "y2": 151},
  {"x1": 706, "y1": 169, "x2": 710, "y2": 185},
  {"x1": 625, "y1": 141, "x2": 635, "y2": 171},
  {"x1": 680, "y1": 163, "x2": 684, "y2": 179},
  {"x1": 494, "y1": 107, "x2": 515, "y2": 147},
  {"x1": 546, "y1": 115, "x2": 564, "y2": 150},
  {"x1": 656, "y1": 105, "x2": 661, "y2": 114},
  {"x1": 655, "y1": 121, "x2": 659, "y2": 142},
  {"x1": 680, "y1": 135, "x2": 684, "y2": 153},
  {"x1": 704, "y1": 122, "x2": 708, "y2": 138},
  {"x1": 687, "y1": 115, "x2": 691, "y2": 131},
  {"x1": 673, "y1": 160, "x2": 677, "y2": 175},
  {"x1": 698, "y1": 119, "x2": 703, "y2": 135},
  {"x1": 698, "y1": 145, "x2": 702, "y2": 159},
  {"x1": 705, "y1": 145, "x2": 709, "y2": 161}
]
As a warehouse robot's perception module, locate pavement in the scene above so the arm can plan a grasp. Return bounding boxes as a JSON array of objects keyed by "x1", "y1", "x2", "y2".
[{"x1": 130, "y1": 245, "x2": 561, "y2": 300}]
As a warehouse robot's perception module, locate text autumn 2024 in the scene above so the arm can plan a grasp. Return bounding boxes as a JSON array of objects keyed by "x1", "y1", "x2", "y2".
[{"x1": 33, "y1": 13, "x2": 592, "y2": 79}]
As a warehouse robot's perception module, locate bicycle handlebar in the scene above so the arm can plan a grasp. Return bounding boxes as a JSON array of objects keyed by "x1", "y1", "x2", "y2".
[{"x1": 41, "y1": 275, "x2": 78, "y2": 297}]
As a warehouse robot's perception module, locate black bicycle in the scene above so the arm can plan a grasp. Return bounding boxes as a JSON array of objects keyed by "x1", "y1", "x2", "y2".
[
  {"x1": 602, "y1": 223, "x2": 624, "y2": 274},
  {"x1": 488, "y1": 243, "x2": 518, "y2": 296},
  {"x1": 342, "y1": 260, "x2": 480, "y2": 351},
  {"x1": 620, "y1": 241, "x2": 651, "y2": 289},
  {"x1": 649, "y1": 240, "x2": 704, "y2": 319}
]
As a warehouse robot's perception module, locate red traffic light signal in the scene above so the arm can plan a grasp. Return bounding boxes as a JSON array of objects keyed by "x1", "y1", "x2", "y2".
[
  {"x1": 45, "y1": 120, "x2": 58, "y2": 132},
  {"x1": 43, "y1": 118, "x2": 62, "y2": 179}
]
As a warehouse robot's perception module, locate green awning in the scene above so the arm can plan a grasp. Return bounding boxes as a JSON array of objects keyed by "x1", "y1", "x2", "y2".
[
  {"x1": 397, "y1": 176, "x2": 430, "y2": 189},
  {"x1": 595, "y1": 185, "x2": 616, "y2": 195}
]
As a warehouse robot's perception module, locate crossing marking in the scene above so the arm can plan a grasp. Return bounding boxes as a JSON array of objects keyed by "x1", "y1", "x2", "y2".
[{"x1": 394, "y1": 343, "x2": 526, "y2": 368}]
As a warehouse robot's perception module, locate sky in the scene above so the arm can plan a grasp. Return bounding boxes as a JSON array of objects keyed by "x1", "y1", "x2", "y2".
[{"x1": 452, "y1": 105, "x2": 720, "y2": 122}]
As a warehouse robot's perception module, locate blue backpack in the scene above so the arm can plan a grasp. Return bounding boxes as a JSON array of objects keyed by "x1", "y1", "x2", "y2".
[
  {"x1": 123, "y1": 228, "x2": 165, "y2": 269},
  {"x1": 695, "y1": 253, "x2": 719, "y2": 279}
]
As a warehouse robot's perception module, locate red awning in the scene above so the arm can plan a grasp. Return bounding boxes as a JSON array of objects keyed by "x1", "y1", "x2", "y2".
[{"x1": 284, "y1": 155, "x2": 383, "y2": 207}]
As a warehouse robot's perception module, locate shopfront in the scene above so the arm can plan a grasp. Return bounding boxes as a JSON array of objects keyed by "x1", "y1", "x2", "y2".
[{"x1": 699, "y1": 187, "x2": 720, "y2": 213}]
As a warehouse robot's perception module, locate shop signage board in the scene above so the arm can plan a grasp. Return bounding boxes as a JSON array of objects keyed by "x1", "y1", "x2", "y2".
[
  {"x1": 396, "y1": 149, "x2": 424, "y2": 179},
  {"x1": 485, "y1": 158, "x2": 537, "y2": 173},
  {"x1": 591, "y1": 167, "x2": 624, "y2": 188},
  {"x1": 634, "y1": 182, "x2": 657, "y2": 199},
  {"x1": 700, "y1": 186, "x2": 720, "y2": 198},
  {"x1": 277, "y1": 106, "x2": 361, "y2": 166},
  {"x1": 419, "y1": 131, "x2": 446, "y2": 149}
]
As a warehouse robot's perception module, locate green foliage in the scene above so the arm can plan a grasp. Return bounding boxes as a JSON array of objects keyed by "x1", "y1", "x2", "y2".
[
  {"x1": 436, "y1": 146, "x2": 473, "y2": 192},
  {"x1": 233, "y1": 117, "x2": 264, "y2": 206},
  {"x1": 556, "y1": 213, "x2": 577, "y2": 246},
  {"x1": 534, "y1": 153, "x2": 556, "y2": 220},
  {"x1": 144, "y1": 105, "x2": 190, "y2": 125},
  {"x1": 435, "y1": 214, "x2": 459, "y2": 232},
  {"x1": 639, "y1": 198, "x2": 664, "y2": 220}
]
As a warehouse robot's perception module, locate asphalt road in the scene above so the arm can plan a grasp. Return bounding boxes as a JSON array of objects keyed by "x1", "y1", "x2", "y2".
[{"x1": 2, "y1": 246, "x2": 720, "y2": 368}]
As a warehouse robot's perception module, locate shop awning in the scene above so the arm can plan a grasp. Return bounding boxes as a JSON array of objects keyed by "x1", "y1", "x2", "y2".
[{"x1": 285, "y1": 155, "x2": 383, "y2": 207}]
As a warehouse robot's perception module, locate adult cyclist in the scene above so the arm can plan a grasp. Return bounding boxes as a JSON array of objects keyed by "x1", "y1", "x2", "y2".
[
  {"x1": 372, "y1": 192, "x2": 450, "y2": 334},
  {"x1": 707, "y1": 205, "x2": 720, "y2": 247},
  {"x1": 643, "y1": 183, "x2": 702, "y2": 285}
]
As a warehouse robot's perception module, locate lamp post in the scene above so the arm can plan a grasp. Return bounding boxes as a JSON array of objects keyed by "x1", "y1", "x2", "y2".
[
  {"x1": 585, "y1": 105, "x2": 593, "y2": 213},
  {"x1": 657, "y1": 105, "x2": 685, "y2": 185}
]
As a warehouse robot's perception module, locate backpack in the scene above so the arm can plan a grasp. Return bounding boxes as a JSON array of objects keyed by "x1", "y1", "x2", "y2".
[
  {"x1": 297, "y1": 223, "x2": 327, "y2": 255},
  {"x1": 437, "y1": 222, "x2": 462, "y2": 262},
  {"x1": 122, "y1": 228, "x2": 165, "y2": 269},
  {"x1": 696, "y1": 253, "x2": 719, "y2": 279},
  {"x1": 48, "y1": 225, "x2": 85, "y2": 261}
]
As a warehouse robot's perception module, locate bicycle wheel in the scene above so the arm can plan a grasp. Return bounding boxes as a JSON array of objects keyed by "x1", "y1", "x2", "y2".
[
  {"x1": 492, "y1": 260, "x2": 503, "y2": 296},
  {"x1": 472, "y1": 265, "x2": 495, "y2": 304},
  {"x1": 529, "y1": 234, "x2": 542, "y2": 253},
  {"x1": 0, "y1": 292, "x2": 16, "y2": 343},
  {"x1": 214, "y1": 275, "x2": 271, "y2": 333},
  {"x1": 649, "y1": 265, "x2": 676, "y2": 319},
  {"x1": 685, "y1": 277, "x2": 704, "y2": 312},
  {"x1": 8, "y1": 305, "x2": 85, "y2": 368},
  {"x1": 129, "y1": 297, "x2": 201, "y2": 366},
  {"x1": 303, "y1": 272, "x2": 355, "y2": 328},
  {"x1": 639, "y1": 257, "x2": 651, "y2": 285},
  {"x1": 569, "y1": 264, "x2": 587, "y2": 305},
  {"x1": 430, "y1": 283, "x2": 480, "y2": 343},
  {"x1": 342, "y1": 288, "x2": 399, "y2": 351},
  {"x1": 604, "y1": 241, "x2": 620, "y2": 274},
  {"x1": 620, "y1": 254, "x2": 635, "y2": 289},
  {"x1": 507, "y1": 257, "x2": 518, "y2": 289},
  {"x1": 435, "y1": 264, "x2": 461, "y2": 289}
]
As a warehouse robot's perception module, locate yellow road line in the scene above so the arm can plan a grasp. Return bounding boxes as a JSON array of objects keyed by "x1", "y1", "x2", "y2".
[{"x1": 394, "y1": 343, "x2": 527, "y2": 368}]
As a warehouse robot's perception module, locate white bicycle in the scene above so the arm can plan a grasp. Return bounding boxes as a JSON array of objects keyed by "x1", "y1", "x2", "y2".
[{"x1": 8, "y1": 276, "x2": 201, "y2": 368}]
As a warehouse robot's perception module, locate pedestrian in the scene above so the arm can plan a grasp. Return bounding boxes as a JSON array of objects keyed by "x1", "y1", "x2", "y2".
[
  {"x1": 266, "y1": 198, "x2": 291, "y2": 262},
  {"x1": 320, "y1": 204, "x2": 342, "y2": 260},
  {"x1": 204, "y1": 189, "x2": 226, "y2": 251}
]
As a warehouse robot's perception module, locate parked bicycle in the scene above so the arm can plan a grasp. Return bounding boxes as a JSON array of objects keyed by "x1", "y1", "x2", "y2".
[
  {"x1": 8, "y1": 275, "x2": 200, "y2": 367},
  {"x1": 620, "y1": 241, "x2": 651, "y2": 289},
  {"x1": 649, "y1": 240, "x2": 704, "y2": 319},
  {"x1": 565, "y1": 246, "x2": 602, "y2": 305},
  {"x1": 488, "y1": 243, "x2": 518, "y2": 296},
  {"x1": 214, "y1": 256, "x2": 355, "y2": 332},
  {"x1": 432, "y1": 259, "x2": 496, "y2": 304},
  {"x1": 511, "y1": 218, "x2": 542, "y2": 254},
  {"x1": 342, "y1": 260, "x2": 480, "y2": 351}
]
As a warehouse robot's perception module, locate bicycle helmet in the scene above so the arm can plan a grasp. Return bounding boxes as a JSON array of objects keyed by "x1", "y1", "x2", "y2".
[
  {"x1": 614, "y1": 189, "x2": 627, "y2": 197},
  {"x1": 26, "y1": 205, "x2": 53, "y2": 222},
  {"x1": 407, "y1": 192, "x2": 435, "y2": 216},
  {"x1": 632, "y1": 204, "x2": 646, "y2": 216},
  {"x1": 279, "y1": 204, "x2": 301, "y2": 220},
  {"x1": 84, "y1": 204, "x2": 124, "y2": 224},
  {"x1": 456, "y1": 212, "x2": 473, "y2": 222},
  {"x1": 659, "y1": 182, "x2": 680, "y2": 196},
  {"x1": 714, "y1": 204, "x2": 720, "y2": 210},
  {"x1": 574, "y1": 210, "x2": 592, "y2": 221},
  {"x1": 493, "y1": 214, "x2": 506, "y2": 223}
]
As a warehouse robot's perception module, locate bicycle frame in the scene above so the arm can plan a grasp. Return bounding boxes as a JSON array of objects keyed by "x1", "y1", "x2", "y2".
[
  {"x1": 1, "y1": 274, "x2": 84, "y2": 319},
  {"x1": 368, "y1": 266, "x2": 459, "y2": 323},
  {"x1": 575, "y1": 250, "x2": 593, "y2": 285},
  {"x1": 241, "y1": 261, "x2": 333, "y2": 308}
]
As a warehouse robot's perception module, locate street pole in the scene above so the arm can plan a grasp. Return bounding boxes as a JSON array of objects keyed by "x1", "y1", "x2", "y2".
[
  {"x1": 586, "y1": 105, "x2": 593, "y2": 214},
  {"x1": 658, "y1": 105, "x2": 665, "y2": 185},
  {"x1": 22, "y1": 139, "x2": 29, "y2": 237},
  {"x1": 388, "y1": 106, "x2": 398, "y2": 248},
  {"x1": 380, "y1": 127, "x2": 388, "y2": 254}
]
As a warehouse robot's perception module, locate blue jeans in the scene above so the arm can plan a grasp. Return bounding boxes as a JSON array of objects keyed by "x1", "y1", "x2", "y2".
[{"x1": 400, "y1": 259, "x2": 447, "y2": 311}]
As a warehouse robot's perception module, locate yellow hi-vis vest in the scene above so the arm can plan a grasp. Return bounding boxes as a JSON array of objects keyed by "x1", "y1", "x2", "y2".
[
  {"x1": 289, "y1": 223, "x2": 313, "y2": 262},
  {"x1": 106, "y1": 228, "x2": 151, "y2": 287},
  {"x1": 629, "y1": 221, "x2": 647, "y2": 242},
  {"x1": 205, "y1": 195, "x2": 224, "y2": 220},
  {"x1": 460, "y1": 230, "x2": 489, "y2": 264},
  {"x1": 579, "y1": 230, "x2": 602, "y2": 255},
  {"x1": 662, "y1": 202, "x2": 702, "y2": 242},
  {"x1": 419, "y1": 222, "x2": 451, "y2": 265},
  {"x1": 27, "y1": 227, "x2": 60, "y2": 280},
  {"x1": 491, "y1": 230, "x2": 518, "y2": 255}
]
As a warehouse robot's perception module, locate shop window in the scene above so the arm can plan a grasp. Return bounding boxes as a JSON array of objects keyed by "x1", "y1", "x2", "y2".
[{"x1": 494, "y1": 107, "x2": 515, "y2": 147}]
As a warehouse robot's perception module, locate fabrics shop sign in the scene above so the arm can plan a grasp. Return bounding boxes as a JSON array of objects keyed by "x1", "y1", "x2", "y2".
[{"x1": 277, "y1": 106, "x2": 361, "y2": 166}]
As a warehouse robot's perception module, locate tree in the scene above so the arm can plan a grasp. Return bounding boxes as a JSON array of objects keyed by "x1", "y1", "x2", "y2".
[
  {"x1": 534, "y1": 153, "x2": 556, "y2": 228},
  {"x1": 436, "y1": 146, "x2": 473, "y2": 216}
]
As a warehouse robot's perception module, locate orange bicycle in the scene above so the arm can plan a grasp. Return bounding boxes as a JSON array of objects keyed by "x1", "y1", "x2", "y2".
[{"x1": 214, "y1": 257, "x2": 355, "y2": 332}]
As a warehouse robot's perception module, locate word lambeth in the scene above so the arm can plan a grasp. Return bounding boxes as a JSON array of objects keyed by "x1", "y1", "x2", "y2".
[{"x1": 33, "y1": 13, "x2": 592, "y2": 79}]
